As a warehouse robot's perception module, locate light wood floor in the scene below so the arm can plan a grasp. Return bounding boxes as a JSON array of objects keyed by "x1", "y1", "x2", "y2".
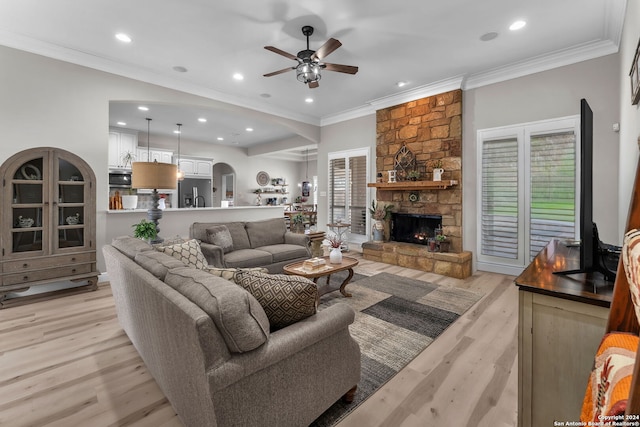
[{"x1": 0, "y1": 253, "x2": 518, "y2": 426}]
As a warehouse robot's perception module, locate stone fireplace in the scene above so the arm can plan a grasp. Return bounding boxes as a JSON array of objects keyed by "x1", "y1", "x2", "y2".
[{"x1": 362, "y1": 88, "x2": 472, "y2": 279}]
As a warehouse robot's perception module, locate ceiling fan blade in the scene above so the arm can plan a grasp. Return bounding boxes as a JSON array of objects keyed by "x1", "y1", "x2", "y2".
[
  {"x1": 264, "y1": 46, "x2": 299, "y2": 61},
  {"x1": 311, "y1": 38, "x2": 342, "y2": 60},
  {"x1": 308, "y1": 81, "x2": 319, "y2": 89},
  {"x1": 263, "y1": 67, "x2": 295, "y2": 77},
  {"x1": 322, "y1": 62, "x2": 359, "y2": 75}
]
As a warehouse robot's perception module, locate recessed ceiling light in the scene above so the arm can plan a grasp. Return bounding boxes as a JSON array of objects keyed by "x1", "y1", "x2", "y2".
[
  {"x1": 115, "y1": 33, "x2": 132, "y2": 43},
  {"x1": 117, "y1": 121, "x2": 126, "y2": 126},
  {"x1": 509, "y1": 20, "x2": 526, "y2": 31},
  {"x1": 138, "y1": 106, "x2": 149, "y2": 111},
  {"x1": 217, "y1": 137, "x2": 224, "y2": 141},
  {"x1": 480, "y1": 32, "x2": 499, "y2": 42},
  {"x1": 198, "y1": 118, "x2": 207, "y2": 123},
  {"x1": 305, "y1": 98, "x2": 314, "y2": 103},
  {"x1": 173, "y1": 66, "x2": 188, "y2": 73},
  {"x1": 245, "y1": 127, "x2": 254, "y2": 132},
  {"x1": 396, "y1": 81, "x2": 408, "y2": 88},
  {"x1": 233, "y1": 73, "x2": 244, "y2": 81}
]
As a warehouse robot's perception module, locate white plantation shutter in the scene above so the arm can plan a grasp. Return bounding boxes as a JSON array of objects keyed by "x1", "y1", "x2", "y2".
[
  {"x1": 477, "y1": 117, "x2": 578, "y2": 275},
  {"x1": 481, "y1": 137, "x2": 519, "y2": 260},
  {"x1": 349, "y1": 156, "x2": 367, "y2": 235},
  {"x1": 529, "y1": 131, "x2": 576, "y2": 260},
  {"x1": 329, "y1": 158, "x2": 346, "y2": 223}
]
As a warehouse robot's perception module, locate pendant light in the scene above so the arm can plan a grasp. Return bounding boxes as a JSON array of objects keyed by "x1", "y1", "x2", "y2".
[{"x1": 176, "y1": 123, "x2": 184, "y2": 181}]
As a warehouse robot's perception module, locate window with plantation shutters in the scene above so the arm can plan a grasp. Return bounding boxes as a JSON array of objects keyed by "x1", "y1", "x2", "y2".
[
  {"x1": 328, "y1": 148, "x2": 370, "y2": 241},
  {"x1": 477, "y1": 117, "x2": 579, "y2": 275}
]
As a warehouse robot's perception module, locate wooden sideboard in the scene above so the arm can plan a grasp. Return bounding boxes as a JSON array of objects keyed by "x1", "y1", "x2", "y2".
[{"x1": 515, "y1": 239, "x2": 614, "y2": 427}]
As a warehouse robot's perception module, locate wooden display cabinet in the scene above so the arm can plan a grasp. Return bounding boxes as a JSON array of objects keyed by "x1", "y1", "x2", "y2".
[{"x1": 0, "y1": 147, "x2": 98, "y2": 307}]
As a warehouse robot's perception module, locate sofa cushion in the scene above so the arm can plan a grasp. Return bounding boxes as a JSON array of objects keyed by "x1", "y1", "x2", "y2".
[
  {"x1": 257, "y1": 244, "x2": 310, "y2": 263},
  {"x1": 223, "y1": 222, "x2": 251, "y2": 250},
  {"x1": 224, "y1": 249, "x2": 273, "y2": 269},
  {"x1": 245, "y1": 218, "x2": 286, "y2": 248},
  {"x1": 234, "y1": 270, "x2": 318, "y2": 330},
  {"x1": 621, "y1": 228, "x2": 640, "y2": 324},
  {"x1": 165, "y1": 267, "x2": 270, "y2": 353},
  {"x1": 134, "y1": 250, "x2": 186, "y2": 280},
  {"x1": 206, "y1": 225, "x2": 234, "y2": 254},
  {"x1": 156, "y1": 239, "x2": 209, "y2": 270},
  {"x1": 205, "y1": 266, "x2": 269, "y2": 283},
  {"x1": 111, "y1": 235, "x2": 153, "y2": 259}
]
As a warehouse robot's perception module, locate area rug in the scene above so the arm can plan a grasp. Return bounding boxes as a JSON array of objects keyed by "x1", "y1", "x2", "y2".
[{"x1": 309, "y1": 272, "x2": 483, "y2": 426}]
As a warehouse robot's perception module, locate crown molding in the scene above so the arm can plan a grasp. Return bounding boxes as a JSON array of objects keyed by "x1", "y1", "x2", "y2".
[
  {"x1": 0, "y1": 29, "x2": 322, "y2": 127},
  {"x1": 321, "y1": 76, "x2": 465, "y2": 126},
  {"x1": 463, "y1": 39, "x2": 619, "y2": 90}
]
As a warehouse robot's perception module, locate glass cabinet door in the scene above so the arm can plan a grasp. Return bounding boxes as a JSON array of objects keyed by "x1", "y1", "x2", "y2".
[
  {"x1": 11, "y1": 156, "x2": 46, "y2": 254},
  {"x1": 55, "y1": 157, "x2": 86, "y2": 250}
]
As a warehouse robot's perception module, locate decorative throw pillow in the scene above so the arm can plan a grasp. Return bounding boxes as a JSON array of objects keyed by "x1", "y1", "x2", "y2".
[
  {"x1": 206, "y1": 225, "x2": 234, "y2": 253},
  {"x1": 234, "y1": 270, "x2": 318, "y2": 329},
  {"x1": 156, "y1": 239, "x2": 208, "y2": 270},
  {"x1": 205, "y1": 266, "x2": 269, "y2": 283},
  {"x1": 622, "y1": 228, "x2": 640, "y2": 324},
  {"x1": 581, "y1": 332, "x2": 638, "y2": 421}
]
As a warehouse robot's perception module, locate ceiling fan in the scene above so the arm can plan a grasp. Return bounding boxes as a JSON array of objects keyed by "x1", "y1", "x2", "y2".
[{"x1": 263, "y1": 25, "x2": 358, "y2": 89}]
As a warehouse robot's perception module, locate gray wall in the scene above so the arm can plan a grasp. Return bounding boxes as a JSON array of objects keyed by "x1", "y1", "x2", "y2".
[
  {"x1": 464, "y1": 54, "x2": 621, "y2": 268},
  {"x1": 0, "y1": 45, "x2": 316, "y2": 272}
]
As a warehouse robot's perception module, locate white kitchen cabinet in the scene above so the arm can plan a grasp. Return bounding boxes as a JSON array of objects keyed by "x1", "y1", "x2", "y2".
[
  {"x1": 108, "y1": 130, "x2": 138, "y2": 169},
  {"x1": 137, "y1": 148, "x2": 174, "y2": 164},
  {"x1": 179, "y1": 157, "x2": 212, "y2": 178}
]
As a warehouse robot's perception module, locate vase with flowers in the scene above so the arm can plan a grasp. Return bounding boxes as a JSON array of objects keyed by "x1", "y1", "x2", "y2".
[
  {"x1": 327, "y1": 235, "x2": 343, "y2": 264},
  {"x1": 369, "y1": 200, "x2": 394, "y2": 242},
  {"x1": 429, "y1": 159, "x2": 444, "y2": 181}
]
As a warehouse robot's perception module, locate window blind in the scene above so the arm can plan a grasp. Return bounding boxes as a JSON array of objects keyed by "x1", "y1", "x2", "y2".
[{"x1": 349, "y1": 156, "x2": 367, "y2": 235}]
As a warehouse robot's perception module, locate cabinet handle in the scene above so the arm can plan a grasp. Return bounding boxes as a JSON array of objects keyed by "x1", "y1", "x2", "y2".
[
  {"x1": 71, "y1": 257, "x2": 76, "y2": 261},
  {"x1": 23, "y1": 276, "x2": 28, "y2": 281},
  {"x1": 71, "y1": 268, "x2": 76, "y2": 273},
  {"x1": 23, "y1": 263, "x2": 28, "y2": 268}
]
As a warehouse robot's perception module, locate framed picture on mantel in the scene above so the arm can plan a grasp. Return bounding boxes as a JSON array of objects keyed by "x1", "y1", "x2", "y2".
[{"x1": 630, "y1": 38, "x2": 640, "y2": 106}]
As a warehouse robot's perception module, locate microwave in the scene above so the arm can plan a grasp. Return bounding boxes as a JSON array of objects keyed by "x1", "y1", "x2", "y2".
[{"x1": 109, "y1": 170, "x2": 132, "y2": 188}]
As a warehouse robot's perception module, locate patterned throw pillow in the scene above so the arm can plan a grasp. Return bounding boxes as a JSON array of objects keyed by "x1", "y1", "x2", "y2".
[
  {"x1": 156, "y1": 239, "x2": 208, "y2": 270},
  {"x1": 622, "y1": 228, "x2": 640, "y2": 324},
  {"x1": 206, "y1": 226, "x2": 234, "y2": 253},
  {"x1": 234, "y1": 270, "x2": 318, "y2": 329},
  {"x1": 205, "y1": 266, "x2": 269, "y2": 283}
]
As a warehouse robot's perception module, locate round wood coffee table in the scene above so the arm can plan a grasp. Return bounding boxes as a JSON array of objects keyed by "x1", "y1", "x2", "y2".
[{"x1": 283, "y1": 256, "x2": 359, "y2": 297}]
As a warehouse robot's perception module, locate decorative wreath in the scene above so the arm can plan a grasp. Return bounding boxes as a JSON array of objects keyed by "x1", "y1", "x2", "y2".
[
  {"x1": 21, "y1": 163, "x2": 42, "y2": 180},
  {"x1": 408, "y1": 192, "x2": 419, "y2": 202}
]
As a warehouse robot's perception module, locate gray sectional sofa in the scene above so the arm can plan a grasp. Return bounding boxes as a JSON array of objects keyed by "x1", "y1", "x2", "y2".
[
  {"x1": 190, "y1": 218, "x2": 310, "y2": 273},
  {"x1": 103, "y1": 235, "x2": 361, "y2": 427}
]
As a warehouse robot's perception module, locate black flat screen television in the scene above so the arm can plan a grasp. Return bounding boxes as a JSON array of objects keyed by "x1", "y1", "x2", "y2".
[{"x1": 554, "y1": 99, "x2": 616, "y2": 281}]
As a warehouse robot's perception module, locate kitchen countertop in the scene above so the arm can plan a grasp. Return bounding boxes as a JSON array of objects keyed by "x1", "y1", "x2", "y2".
[{"x1": 107, "y1": 206, "x2": 284, "y2": 213}]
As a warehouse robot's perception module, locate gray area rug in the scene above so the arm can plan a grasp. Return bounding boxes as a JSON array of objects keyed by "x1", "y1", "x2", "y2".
[{"x1": 309, "y1": 272, "x2": 483, "y2": 426}]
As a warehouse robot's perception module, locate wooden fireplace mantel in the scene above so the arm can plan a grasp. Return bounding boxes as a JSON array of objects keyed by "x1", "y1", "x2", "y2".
[{"x1": 367, "y1": 180, "x2": 458, "y2": 191}]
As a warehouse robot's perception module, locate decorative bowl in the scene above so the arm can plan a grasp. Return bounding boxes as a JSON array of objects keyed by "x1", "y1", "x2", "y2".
[
  {"x1": 66, "y1": 213, "x2": 80, "y2": 225},
  {"x1": 18, "y1": 216, "x2": 34, "y2": 228}
]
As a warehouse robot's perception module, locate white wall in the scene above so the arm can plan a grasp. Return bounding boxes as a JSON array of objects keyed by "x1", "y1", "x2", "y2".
[
  {"x1": 0, "y1": 45, "x2": 318, "y2": 272},
  {"x1": 618, "y1": 1, "x2": 640, "y2": 236}
]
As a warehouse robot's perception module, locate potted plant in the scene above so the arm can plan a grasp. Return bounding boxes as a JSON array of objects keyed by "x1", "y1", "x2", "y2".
[
  {"x1": 369, "y1": 200, "x2": 394, "y2": 242},
  {"x1": 327, "y1": 235, "x2": 343, "y2": 264},
  {"x1": 429, "y1": 159, "x2": 444, "y2": 182},
  {"x1": 132, "y1": 219, "x2": 157, "y2": 242},
  {"x1": 121, "y1": 151, "x2": 136, "y2": 169},
  {"x1": 436, "y1": 234, "x2": 450, "y2": 252},
  {"x1": 291, "y1": 213, "x2": 306, "y2": 233},
  {"x1": 407, "y1": 170, "x2": 421, "y2": 181},
  {"x1": 121, "y1": 188, "x2": 138, "y2": 210}
]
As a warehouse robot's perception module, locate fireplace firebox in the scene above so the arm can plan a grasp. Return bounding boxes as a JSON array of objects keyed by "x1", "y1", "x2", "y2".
[{"x1": 391, "y1": 213, "x2": 442, "y2": 245}]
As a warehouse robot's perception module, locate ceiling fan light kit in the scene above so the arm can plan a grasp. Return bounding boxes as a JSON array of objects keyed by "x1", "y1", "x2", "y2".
[{"x1": 264, "y1": 25, "x2": 358, "y2": 89}]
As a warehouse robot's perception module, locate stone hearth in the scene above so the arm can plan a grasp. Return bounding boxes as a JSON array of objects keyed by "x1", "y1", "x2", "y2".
[{"x1": 362, "y1": 241, "x2": 472, "y2": 279}]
